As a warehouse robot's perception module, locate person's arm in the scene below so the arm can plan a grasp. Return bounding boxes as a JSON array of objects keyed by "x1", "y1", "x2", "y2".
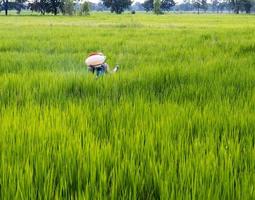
[
  {"x1": 104, "y1": 63, "x2": 119, "y2": 74},
  {"x1": 103, "y1": 63, "x2": 109, "y2": 73},
  {"x1": 88, "y1": 66, "x2": 95, "y2": 74}
]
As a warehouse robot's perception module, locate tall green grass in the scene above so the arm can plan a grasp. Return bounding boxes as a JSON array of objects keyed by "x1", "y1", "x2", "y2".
[{"x1": 0, "y1": 14, "x2": 255, "y2": 199}]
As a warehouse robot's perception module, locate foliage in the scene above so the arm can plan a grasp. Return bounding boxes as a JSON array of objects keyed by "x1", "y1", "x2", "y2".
[
  {"x1": 192, "y1": 0, "x2": 207, "y2": 13},
  {"x1": 80, "y1": 1, "x2": 90, "y2": 15},
  {"x1": 229, "y1": 0, "x2": 254, "y2": 13},
  {"x1": 1, "y1": 0, "x2": 8, "y2": 15},
  {"x1": 0, "y1": 1, "x2": 25, "y2": 14},
  {"x1": 15, "y1": 0, "x2": 26, "y2": 3},
  {"x1": 240, "y1": 0, "x2": 253, "y2": 13},
  {"x1": 160, "y1": 0, "x2": 175, "y2": 11},
  {"x1": 47, "y1": 0, "x2": 64, "y2": 15},
  {"x1": 154, "y1": 0, "x2": 162, "y2": 14},
  {"x1": 28, "y1": 0, "x2": 64, "y2": 15},
  {"x1": 201, "y1": 0, "x2": 208, "y2": 11},
  {"x1": 212, "y1": 0, "x2": 220, "y2": 12},
  {"x1": 63, "y1": 0, "x2": 74, "y2": 15},
  {"x1": 142, "y1": 0, "x2": 153, "y2": 11},
  {"x1": 0, "y1": 14, "x2": 255, "y2": 199},
  {"x1": 96, "y1": 2, "x2": 108, "y2": 11},
  {"x1": 29, "y1": 0, "x2": 47, "y2": 15},
  {"x1": 102, "y1": 0, "x2": 132, "y2": 14}
]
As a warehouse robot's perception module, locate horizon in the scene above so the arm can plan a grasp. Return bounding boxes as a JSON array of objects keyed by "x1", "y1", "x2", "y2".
[{"x1": 88, "y1": 0, "x2": 184, "y2": 4}]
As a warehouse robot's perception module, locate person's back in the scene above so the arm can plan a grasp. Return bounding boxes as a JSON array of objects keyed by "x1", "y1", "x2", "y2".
[{"x1": 85, "y1": 52, "x2": 119, "y2": 77}]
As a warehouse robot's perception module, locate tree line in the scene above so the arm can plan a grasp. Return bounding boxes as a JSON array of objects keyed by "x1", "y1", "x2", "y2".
[
  {"x1": 0, "y1": 0, "x2": 254, "y2": 15},
  {"x1": 143, "y1": 0, "x2": 255, "y2": 14},
  {"x1": 0, "y1": 0, "x2": 91, "y2": 15}
]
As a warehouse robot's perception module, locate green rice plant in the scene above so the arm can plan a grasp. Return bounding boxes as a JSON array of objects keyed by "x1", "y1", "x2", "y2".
[{"x1": 0, "y1": 14, "x2": 255, "y2": 199}]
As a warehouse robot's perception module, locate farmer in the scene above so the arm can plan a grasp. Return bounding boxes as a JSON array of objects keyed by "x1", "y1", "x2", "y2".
[
  {"x1": 85, "y1": 52, "x2": 118, "y2": 77},
  {"x1": 87, "y1": 62, "x2": 110, "y2": 77}
]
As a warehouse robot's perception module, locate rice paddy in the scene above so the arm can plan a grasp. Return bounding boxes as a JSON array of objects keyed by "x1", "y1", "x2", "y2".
[{"x1": 0, "y1": 13, "x2": 255, "y2": 199}]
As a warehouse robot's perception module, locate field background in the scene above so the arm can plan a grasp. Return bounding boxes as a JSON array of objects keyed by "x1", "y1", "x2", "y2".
[{"x1": 0, "y1": 14, "x2": 255, "y2": 199}]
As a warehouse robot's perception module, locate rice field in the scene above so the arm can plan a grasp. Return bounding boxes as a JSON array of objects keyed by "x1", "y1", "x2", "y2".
[{"x1": 0, "y1": 13, "x2": 255, "y2": 199}]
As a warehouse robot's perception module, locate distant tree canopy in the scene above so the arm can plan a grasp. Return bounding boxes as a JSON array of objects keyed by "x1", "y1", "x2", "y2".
[
  {"x1": 211, "y1": 0, "x2": 229, "y2": 12},
  {"x1": 212, "y1": 0, "x2": 220, "y2": 12},
  {"x1": 142, "y1": 0, "x2": 153, "y2": 11},
  {"x1": 62, "y1": 0, "x2": 73, "y2": 15},
  {"x1": 2, "y1": 0, "x2": 9, "y2": 15},
  {"x1": 1, "y1": 0, "x2": 255, "y2": 15},
  {"x1": 96, "y1": 2, "x2": 108, "y2": 11},
  {"x1": 102, "y1": 0, "x2": 132, "y2": 14},
  {"x1": 230, "y1": 0, "x2": 254, "y2": 13},
  {"x1": 29, "y1": 0, "x2": 64, "y2": 15},
  {"x1": 192, "y1": 0, "x2": 207, "y2": 13},
  {"x1": 241, "y1": 0, "x2": 253, "y2": 13},
  {"x1": 160, "y1": 0, "x2": 175, "y2": 11},
  {"x1": 154, "y1": 0, "x2": 162, "y2": 14},
  {"x1": 0, "y1": 0, "x2": 26, "y2": 15},
  {"x1": 197, "y1": 0, "x2": 254, "y2": 13},
  {"x1": 143, "y1": 0, "x2": 175, "y2": 12},
  {"x1": 80, "y1": 1, "x2": 90, "y2": 15}
]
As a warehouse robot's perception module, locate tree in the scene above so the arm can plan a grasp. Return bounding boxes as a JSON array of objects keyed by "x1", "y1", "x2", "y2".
[
  {"x1": 221, "y1": 0, "x2": 254, "y2": 13},
  {"x1": 47, "y1": 0, "x2": 64, "y2": 15},
  {"x1": 29, "y1": 0, "x2": 64, "y2": 15},
  {"x1": 223, "y1": 0, "x2": 233, "y2": 12},
  {"x1": 29, "y1": 0, "x2": 49, "y2": 15},
  {"x1": 160, "y1": 0, "x2": 175, "y2": 11},
  {"x1": 14, "y1": 0, "x2": 26, "y2": 14},
  {"x1": 154, "y1": 0, "x2": 162, "y2": 14},
  {"x1": 192, "y1": 0, "x2": 202, "y2": 13},
  {"x1": 80, "y1": 1, "x2": 90, "y2": 15},
  {"x1": 230, "y1": 0, "x2": 241, "y2": 13},
  {"x1": 102, "y1": 0, "x2": 132, "y2": 14},
  {"x1": 212, "y1": 0, "x2": 220, "y2": 12},
  {"x1": 96, "y1": 2, "x2": 108, "y2": 11},
  {"x1": 29, "y1": 0, "x2": 48, "y2": 15},
  {"x1": 218, "y1": 0, "x2": 228, "y2": 12},
  {"x1": 2, "y1": 0, "x2": 8, "y2": 15},
  {"x1": 241, "y1": 0, "x2": 253, "y2": 13},
  {"x1": 201, "y1": 0, "x2": 207, "y2": 11},
  {"x1": 142, "y1": 0, "x2": 153, "y2": 11},
  {"x1": 63, "y1": 0, "x2": 74, "y2": 15},
  {"x1": 192, "y1": 0, "x2": 207, "y2": 13}
]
